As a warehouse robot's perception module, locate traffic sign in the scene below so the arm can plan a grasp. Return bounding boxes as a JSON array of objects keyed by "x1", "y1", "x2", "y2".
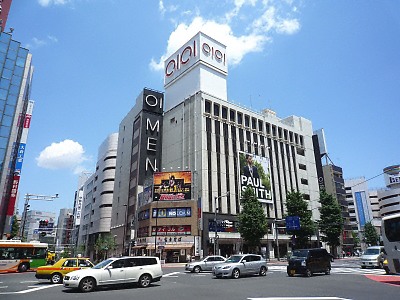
[{"x1": 286, "y1": 216, "x2": 300, "y2": 230}]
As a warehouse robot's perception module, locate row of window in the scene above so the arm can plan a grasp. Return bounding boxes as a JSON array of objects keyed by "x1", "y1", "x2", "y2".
[{"x1": 204, "y1": 100, "x2": 304, "y2": 146}]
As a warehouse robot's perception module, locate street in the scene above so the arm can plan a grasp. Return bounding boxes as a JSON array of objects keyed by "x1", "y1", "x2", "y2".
[{"x1": 0, "y1": 259, "x2": 398, "y2": 300}]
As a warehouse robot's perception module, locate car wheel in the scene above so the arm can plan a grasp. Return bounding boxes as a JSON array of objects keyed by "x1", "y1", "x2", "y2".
[
  {"x1": 324, "y1": 268, "x2": 331, "y2": 275},
  {"x1": 287, "y1": 271, "x2": 294, "y2": 277},
  {"x1": 79, "y1": 277, "x2": 96, "y2": 293},
  {"x1": 51, "y1": 273, "x2": 63, "y2": 284},
  {"x1": 259, "y1": 266, "x2": 267, "y2": 276},
  {"x1": 193, "y1": 266, "x2": 201, "y2": 273},
  {"x1": 305, "y1": 269, "x2": 312, "y2": 277},
  {"x1": 138, "y1": 274, "x2": 152, "y2": 288},
  {"x1": 232, "y1": 268, "x2": 240, "y2": 279},
  {"x1": 18, "y1": 263, "x2": 29, "y2": 272}
]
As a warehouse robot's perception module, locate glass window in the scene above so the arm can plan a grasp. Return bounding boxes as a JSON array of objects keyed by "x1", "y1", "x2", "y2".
[
  {"x1": 0, "y1": 89, "x2": 7, "y2": 100},
  {"x1": 213, "y1": 103, "x2": 220, "y2": 117},
  {"x1": 0, "y1": 33, "x2": 11, "y2": 44},
  {"x1": 9, "y1": 41, "x2": 20, "y2": 51},
  {"x1": 0, "y1": 78, "x2": 10, "y2": 90},
  {"x1": 5, "y1": 59, "x2": 15, "y2": 70},
  {"x1": 1, "y1": 115, "x2": 13, "y2": 126},
  {"x1": 7, "y1": 49, "x2": 17, "y2": 60},
  {"x1": 14, "y1": 66, "x2": 24, "y2": 77},
  {"x1": 8, "y1": 84, "x2": 20, "y2": 95},
  {"x1": 229, "y1": 109, "x2": 235, "y2": 122},
  {"x1": 0, "y1": 52, "x2": 6, "y2": 62},
  {"x1": 16, "y1": 56, "x2": 26, "y2": 68},
  {"x1": 205, "y1": 100, "x2": 211, "y2": 113},
  {"x1": 6, "y1": 94, "x2": 17, "y2": 105},
  {"x1": 2, "y1": 68, "x2": 13, "y2": 79},
  {"x1": 0, "y1": 42, "x2": 8, "y2": 53},
  {"x1": 11, "y1": 75, "x2": 22, "y2": 85},
  {"x1": 18, "y1": 48, "x2": 28, "y2": 59},
  {"x1": 237, "y1": 112, "x2": 243, "y2": 125},
  {"x1": 0, "y1": 125, "x2": 11, "y2": 137},
  {"x1": 244, "y1": 115, "x2": 250, "y2": 127}
]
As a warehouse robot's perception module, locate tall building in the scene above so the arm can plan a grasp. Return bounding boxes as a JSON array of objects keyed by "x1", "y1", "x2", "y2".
[
  {"x1": 0, "y1": 31, "x2": 34, "y2": 238},
  {"x1": 78, "y1": 133, "x2": 118, "y2": 260},
  {"x1": 312, "y1": 129, "x2": 353, "y2": 254},
  {"x1": 112, "y1": 32, "x2": 321, "y2": 261},
  {"x1": 56, "y1": 208, "x2": 73, "y2": 253},
  {"x1": 110, "y1": 88, "x2": 163, "y2": 256},
  {"x1": 378, "y1": 165, "x2": 400, "y2": 217},
  {"x1": 22, "y1": 210, "x2": 56, "y2": 242},
  {"x1": 0, "y1": 0, "x2": 13, "y2": 32}
]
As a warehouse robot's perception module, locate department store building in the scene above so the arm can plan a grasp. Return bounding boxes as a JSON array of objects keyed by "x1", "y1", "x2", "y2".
[{"x1": 113, "y1": 32, "x2": 320, "y2": 261}]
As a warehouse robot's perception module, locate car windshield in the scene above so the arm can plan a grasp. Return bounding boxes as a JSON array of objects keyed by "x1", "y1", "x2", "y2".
[
  {"x1": 364, "y1": 249, "x2": 380, "y2": 255},
  {"x1": 225, "y1": 255, "x2": 242, "y2": 263},
  {"x1": 93, "y1": 259, "x2": 113, "y2": 269},
  {"x1": 291, "y1": 250, "x2": 309, "y2": 258}
]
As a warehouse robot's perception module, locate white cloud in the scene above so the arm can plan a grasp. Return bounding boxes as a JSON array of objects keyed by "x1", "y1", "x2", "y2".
[
  {"x1": 38, "y1": 0, "x2": 70, "y2": 6},
  {"x1": 150, "y1": 0, "x2": 300, "y2": 71},
  {"x1": 25, "y1": 35, "x2": 58, "y2": 49},
  {"x1": 36, "y1": 139, "x2": 89, "y2": 173}
]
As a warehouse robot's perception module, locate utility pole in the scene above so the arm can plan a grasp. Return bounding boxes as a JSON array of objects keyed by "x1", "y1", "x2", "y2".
[{"x1": 21, "y1": 193, "x2": 59, "y2": 240}]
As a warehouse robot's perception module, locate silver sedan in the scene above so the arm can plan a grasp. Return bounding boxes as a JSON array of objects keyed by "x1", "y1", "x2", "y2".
[
  {"x1": 213, "y1": 254, "x2": 268, "y2": 279},
  {"x1": 185, "y1": 255, "x2": 226, "y2": 273}
]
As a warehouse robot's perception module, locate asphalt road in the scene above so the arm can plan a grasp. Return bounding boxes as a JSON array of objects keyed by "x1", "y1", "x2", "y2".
[{"x1": 0, "y1": 259, "x2": 398, "y2": 300}]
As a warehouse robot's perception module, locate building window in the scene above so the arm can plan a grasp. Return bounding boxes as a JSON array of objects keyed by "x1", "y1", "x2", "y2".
[
  {"x1": 244, "y1": 115, "x2": 250, "y2": 127},
  {"x1": 266, "y1": 123, "x2": 271, "y2": 134},
  {"x1": 222, "y1": 106, "x2": 228, "y2": 119},
  {"x1": 301, "y1": 178, "x2": 308, "y2": 185},
  {"x1": 251, "y1": 117, "x2": 257, "y2": 130},
  {"x1": 303, "y1": 194, "x2": 310, "y2": 200},
  {"x1": 230, "y1": 109, "x2": 236, "y2": 122},
  {"x1": 298, "y1": 164, "x2": 307, "y2": 170},
  {"x1": 213, "y1": 103, "x2": 220, "y2": 117},
  {"x1": 258, "y1": 120, "x2": 263, "y2": 133},
  {"x1": 237, "y1": 112, "x2": 243, "y2": 125},
  {"x1": 205, "y1": 100, "x2": 211, "y2": 113}
]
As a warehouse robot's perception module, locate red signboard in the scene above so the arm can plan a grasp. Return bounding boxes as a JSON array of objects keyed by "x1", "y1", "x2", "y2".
[{"x1": 6, "y1": 175, "x2": 20, "y2": 216}]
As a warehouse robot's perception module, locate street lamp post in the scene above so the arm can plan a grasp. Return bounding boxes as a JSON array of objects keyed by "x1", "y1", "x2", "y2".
[
  {"x1": 214, "y1": 192, "x2": 229, "y2": 256},
  {"x1": 22, "y1": 193, "x2": 59, "y2": 240}
]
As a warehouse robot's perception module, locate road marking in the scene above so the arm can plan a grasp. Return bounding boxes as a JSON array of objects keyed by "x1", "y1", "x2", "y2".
[
  {"x1": 163, "y1": 271, "x2": 181, "y2": 277},
  {"x1": 20, "y1": 281, "x2": 38, "y2": 283},
  {"x1": 0, "y1": 284, "x2": 57, "y2": 294},
  {"x1": 248, "y1": 297, "x2": 352, "y2": 300},
  {"x1": 0, "y1": 286, "x2": 8, "y2": 289}
]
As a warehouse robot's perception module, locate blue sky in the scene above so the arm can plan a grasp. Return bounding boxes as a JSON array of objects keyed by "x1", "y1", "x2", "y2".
[{"x1": 7, "y1": 0, "x2": 400, "y2": 216}]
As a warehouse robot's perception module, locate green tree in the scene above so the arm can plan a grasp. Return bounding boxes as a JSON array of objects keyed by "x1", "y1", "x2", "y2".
[
  {"x1": 285, "y1": 190, "x2": 315, "y2": 249},
  {"x1": 352, "y1": 231, "x2": 360, "y2": 248},
  {"x1": 238, "y1": 186, "x2": 268, "y2": 253},
  {"x1": 94, "y1": 234, "x2": 116, "y2": 260},
  {"x1": 363, "y1": 221, "x2": 379, "y2": 246},
  {"x1": 318, "y1": 189, "x2": 343, "y2": 256},
  {"x1": 10, "y1": 215, "x2": 19, "y2": 239}
]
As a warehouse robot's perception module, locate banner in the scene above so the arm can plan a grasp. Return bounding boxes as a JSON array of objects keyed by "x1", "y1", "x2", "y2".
[
  {"x1": 239, "y1": 152, "x2": 273, "y2": 204},
  {"x1": 153, "y1": 171, "x2": 192, "y2": 201}
]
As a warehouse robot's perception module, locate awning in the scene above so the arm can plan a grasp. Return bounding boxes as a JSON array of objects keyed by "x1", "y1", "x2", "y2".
[
  {"x1": 145, "y1": 243, "x2": 193, "y2": 250},
  {"x1": 132, "y1": 245, "x2": 146, "y2": 249}
]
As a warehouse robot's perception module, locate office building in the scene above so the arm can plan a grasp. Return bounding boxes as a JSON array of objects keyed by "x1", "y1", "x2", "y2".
[
  {"x1": 78, "y1": 133, "x2": 118, "y2": 260},
  {"x1": 0, "y1": 31, "x2": 34, "y2": 238},
  {"x1": 378, "y1": 165, "x2": 400, "y2": 217},
  {"x1": 0, "y1": 0, "x2": 13, "y2": 32}
]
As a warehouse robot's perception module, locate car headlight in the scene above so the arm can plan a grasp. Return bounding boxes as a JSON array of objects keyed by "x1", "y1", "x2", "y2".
[
  {"x1": 301, "y1": 260, "x2": 306, "y2": 267},
  {"x1": 69, "y1": 275, "x2": 80, "y2": 280},
  {"x1": 222, "y1": 265, "x2": 231, "y2": 270}
]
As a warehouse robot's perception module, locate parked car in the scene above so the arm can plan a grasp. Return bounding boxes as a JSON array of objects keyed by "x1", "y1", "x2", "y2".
[
  {"x1": 63, "y1": 256, "x2": 162, "y2": 292},
  {"x1": 212, "y1": 254, "x2": 268, "y2": 279},
  {"x1": 185, "y1": 255, "x2": 226, "y2": 273},
  {"x1": 287, "y1": 248, "x2": 332, "y2": 277},
  {"x1": 35, "y1": 257, "x2": 94, "y2": 284},
  {"x1": 360, "y1": 246, "x2": 386, "y2": 269}
]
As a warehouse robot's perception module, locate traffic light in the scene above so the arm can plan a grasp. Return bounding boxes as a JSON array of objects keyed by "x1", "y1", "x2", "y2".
[{"x1": 131, "y1": 240, "x2": 136, "y2": 247}]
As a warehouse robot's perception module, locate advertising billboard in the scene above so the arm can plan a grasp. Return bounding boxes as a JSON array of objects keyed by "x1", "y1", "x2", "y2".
[
  {"x1": 239, "y1": 152, "x2": 273, "y2": 204},
  {"x1": 153, "y1": 171, "x2": 192, "y2": 201},
  {"x1": 383, "y1": 165, "x2": 400, "y2": 188}
]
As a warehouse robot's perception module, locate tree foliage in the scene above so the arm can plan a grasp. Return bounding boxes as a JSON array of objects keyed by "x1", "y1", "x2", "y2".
[
  {"x1": 318, "y1": 189, "x2": 343, "y2": 250},
  {"x1": 238, "y1": 186, "x2": 268, "y2": 252},
  {"x1": 94, "y1": 234, "x2": 116, "y2": 260},
  {"x1": 10, "y1": 215, "x2": 19, "y2": 239},
  {"x1": 363, "y1": 221, "x2": 379, "y2": 246},
  {"x1": 285, "y1": 190, "x2": 315, "y2": 249}
]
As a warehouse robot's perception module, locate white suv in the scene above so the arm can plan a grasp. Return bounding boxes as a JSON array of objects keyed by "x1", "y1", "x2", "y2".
[{"x1": 63, "y1": 256, "x2": 163, "y2": 292}]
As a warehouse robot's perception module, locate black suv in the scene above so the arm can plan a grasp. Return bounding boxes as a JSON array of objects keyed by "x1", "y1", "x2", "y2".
[{"x1": 287, "y1": 248, "x2": 332, "y2": 277}]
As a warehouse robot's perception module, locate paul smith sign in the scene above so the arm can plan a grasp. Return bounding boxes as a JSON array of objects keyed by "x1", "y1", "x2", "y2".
[{"x1": 164, "y1": 32, "x2": 227, "y2": 86}]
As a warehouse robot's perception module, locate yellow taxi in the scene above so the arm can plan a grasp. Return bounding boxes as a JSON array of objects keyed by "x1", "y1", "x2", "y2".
[{"x1": 35, "y1": 257, "x2": 94, "y2": 284}]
